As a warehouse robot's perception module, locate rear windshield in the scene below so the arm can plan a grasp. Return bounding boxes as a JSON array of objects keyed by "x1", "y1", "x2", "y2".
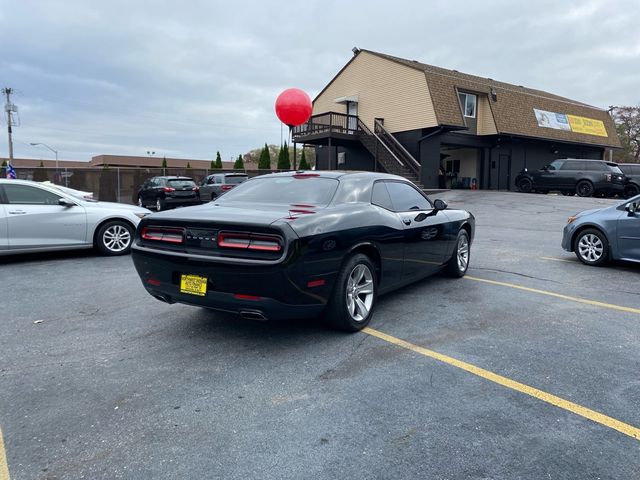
[
  {"x1": 218, "y1": 176, "x2": 339, "y2": 206},
  {"x1": 168, "y1": 179, "x2": 196, "y2": 188},
  {"x1": 225, "y1": 175, "x2": 248, "y2": 184}
]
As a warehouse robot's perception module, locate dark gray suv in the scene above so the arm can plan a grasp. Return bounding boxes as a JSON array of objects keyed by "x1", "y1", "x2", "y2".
[
  {"x1": 515, "y1": 158, "x2": 626, "y2": 197},
  {"x1": 618, "y1": 163, "x2": 640, "y2": 198}
]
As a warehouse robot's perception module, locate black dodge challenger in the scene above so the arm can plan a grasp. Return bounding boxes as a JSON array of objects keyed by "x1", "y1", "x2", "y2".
[{"x1": 131, "y1": 171, "x2": 475, "y2": 331}]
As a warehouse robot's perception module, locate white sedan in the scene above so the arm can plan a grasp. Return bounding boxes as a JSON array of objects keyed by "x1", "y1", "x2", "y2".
[{"x1": 0, "y1": 179, "x2": 152, "y2": 256}]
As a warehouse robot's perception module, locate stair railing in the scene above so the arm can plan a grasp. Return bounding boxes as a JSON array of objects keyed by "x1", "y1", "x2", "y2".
[{"x1": 373, "y1": 119, "x2": 421, "y2": 178}]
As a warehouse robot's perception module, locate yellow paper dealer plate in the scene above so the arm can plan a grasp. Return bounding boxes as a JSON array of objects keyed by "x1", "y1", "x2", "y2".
[{"x1": 180, "y1": 274, "x2": 208, "y2": 296}]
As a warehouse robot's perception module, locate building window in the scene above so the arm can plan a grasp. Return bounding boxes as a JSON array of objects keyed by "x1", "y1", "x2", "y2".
[{"x1": 458, "y1": 92, "x2": 477, "y2": 118}]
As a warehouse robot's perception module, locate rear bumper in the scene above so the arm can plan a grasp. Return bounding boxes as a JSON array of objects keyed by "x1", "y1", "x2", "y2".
[
  {"x1": 131, "y1": 246, "x2": 332, "y2": 320},
  {"x1": 164, "y1": 196, "x2": 201, "y2": 207}
]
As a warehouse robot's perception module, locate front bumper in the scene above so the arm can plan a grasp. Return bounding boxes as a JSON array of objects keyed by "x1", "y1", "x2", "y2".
[
  {"x1": 561, "y1": 223, "x2": 575, "y2": 251},
  {"x1": 131, "y1": 246, "x2": 333, "y2": 320}
]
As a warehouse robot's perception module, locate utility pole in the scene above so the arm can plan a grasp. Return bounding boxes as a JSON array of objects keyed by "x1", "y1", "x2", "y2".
[{"x1": 2, "y1": 87, "x2": 16, "y2": 164}]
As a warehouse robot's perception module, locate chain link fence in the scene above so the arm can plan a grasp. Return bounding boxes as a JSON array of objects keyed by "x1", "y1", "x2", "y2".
[{"x1": 13, "y1": 167, "x2": 283, "y2": 204}]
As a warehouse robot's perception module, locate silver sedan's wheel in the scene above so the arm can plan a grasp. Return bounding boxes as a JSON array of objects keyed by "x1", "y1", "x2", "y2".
[
  {"x1": 345, "y1": 264, "x2": 374, "y2": 322},
  {"x1": 457, "y1": 234, "x2": 469, "y2": 272},
  {"x1": 96, "y1": 221, "x2": 134, "y2": 256},
  {"x1": 575, "y1": 229, "x2": 608, "y2": 266}
]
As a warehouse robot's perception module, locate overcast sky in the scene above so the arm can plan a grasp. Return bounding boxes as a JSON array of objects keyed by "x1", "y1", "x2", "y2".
[{"x1": 1, "y1": 0, "x2": 639, "y2": 162}]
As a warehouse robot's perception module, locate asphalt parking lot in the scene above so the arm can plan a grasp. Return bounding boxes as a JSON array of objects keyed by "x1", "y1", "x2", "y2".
[{"x1": 1, "y1": 190, "x2": 639, "y2": 479}]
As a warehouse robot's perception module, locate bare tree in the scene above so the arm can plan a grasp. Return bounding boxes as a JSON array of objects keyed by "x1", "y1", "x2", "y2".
[{"x1": 613, "y1": 106, "x2": 640, "y2": 163}]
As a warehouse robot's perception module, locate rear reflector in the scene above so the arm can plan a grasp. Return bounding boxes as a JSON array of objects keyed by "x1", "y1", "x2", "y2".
[
  {"x1": 307, "y1": 279, "x2": 326, "y2": 288},
  {"x1": 163, "y1": 187, "x2": 175, "y2": 192},
  {"x1": 234, "y1": 294, "x2": 261, "y2": 301},
  {"x1": 146, "y1": 278, "x2": 161, "y2": 286},
  {"x1": 218, "y1": 231, "x2": 282, "y2": 252},
  {"x1": 141, "y1": 226, "x2": 185, "y2": 244}
]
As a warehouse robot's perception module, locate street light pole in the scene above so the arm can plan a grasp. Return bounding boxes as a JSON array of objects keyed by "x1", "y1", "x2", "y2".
[{"x1": 30, "y1": 142, "x2": 59, "y2": 176}]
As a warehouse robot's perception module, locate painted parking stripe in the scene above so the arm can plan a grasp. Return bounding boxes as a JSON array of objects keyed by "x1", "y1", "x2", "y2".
[
  {"x1": 362, "y1": 327, "x2": 640, "y2": 441},
  {"x1": 0, "y1": 427, "x2": 10, "y2": 480},
  {"x1": 539, "y1": 256, "x2": 575, "y2": 263},
  {"x1": 465, "y1": 275, "x2": 640, "y2": 315}
]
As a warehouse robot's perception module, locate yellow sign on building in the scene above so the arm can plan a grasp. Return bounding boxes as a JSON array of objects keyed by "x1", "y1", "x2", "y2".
[{"x1": 567, "y1": 115, "x2": 608, "y2": 137}]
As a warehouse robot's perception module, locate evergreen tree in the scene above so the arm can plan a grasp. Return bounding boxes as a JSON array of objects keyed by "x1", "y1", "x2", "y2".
[
  {"x1": 1, "y1": 160, "x2": 6, "y2": 167},
  {"x1": 258, "y1": 143, "x2": 271, "y2": 169},
  {"x1": 161, "y1": 157, "x2": 167, "y2": 169},
  {"x1": 299, "y1": 149, "x2": 310, "y2": 170},
  {"x1": 186, "y1": 162, "x2": 191, "y2": 169},
  {"x1": 39, "y1": 160, "x2": 44, "y2": 167},
  {"x1": 234, "y1": 154, "x2": 244, "y2": 169},
  {"x1": 277, "y1": 142, "x2": 291, "y2": 170},
  {"x1": 210, "y1": 159, "x2": 215, "y2": 169},
  {"x1": 214, "y1": 151, "x2": 223, "y2": 169}
]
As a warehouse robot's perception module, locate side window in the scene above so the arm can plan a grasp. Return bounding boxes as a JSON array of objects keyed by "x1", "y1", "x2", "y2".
[
  {"x1": 206, "y1": 176, "x2": 215, "y2": 185},
  {"x1": 215, "y1": 176, "x2": 222, "y2": 184},
  {"x1": 386, "y1": 182, "x2": 431, "y2": 212},
  {"x1": 547, "y1": 160, "x2": 564, "y2": 171},
  {"x1": 3, "y1": 184, "x2": 62, "y2": 205},
  {"x1": 585, "y1": 162, "x2": 605, "y2": 171},
  {"x1": 560, "y1": 160, "x2": 584, "y2": 171},
  {"x1": 371, "y1": 182, "x2": 393, "y2": 210}
]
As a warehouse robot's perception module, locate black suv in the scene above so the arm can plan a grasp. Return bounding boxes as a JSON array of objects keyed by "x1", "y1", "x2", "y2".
[
  {"x1": 617, "y1": 163, "x2": 640, "y2": 198},
  {"x1": 515, "y1": 158, "x2": 626, "y2": 197},
  {"x1": 137, "y1": 176, "x2": 200, "y2": 211}
]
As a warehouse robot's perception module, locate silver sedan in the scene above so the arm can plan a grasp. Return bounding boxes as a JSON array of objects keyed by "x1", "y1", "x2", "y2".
[
  {"x1": 562, "y1": 194, "x2": 640, "y2": 265},
  {"x1": 0, "y1": 179, "x2": 151, "y2": 256}
]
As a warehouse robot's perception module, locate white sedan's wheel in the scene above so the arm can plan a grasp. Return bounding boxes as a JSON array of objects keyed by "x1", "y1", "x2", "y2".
[{"x1": 96, "y1": 221, "x2": 134, "y2": 255}]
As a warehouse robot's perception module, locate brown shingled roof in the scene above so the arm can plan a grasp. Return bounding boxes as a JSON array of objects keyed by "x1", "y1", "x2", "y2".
[{"x1": 363, "y1": 50, "x2": 621, "y2": 148}]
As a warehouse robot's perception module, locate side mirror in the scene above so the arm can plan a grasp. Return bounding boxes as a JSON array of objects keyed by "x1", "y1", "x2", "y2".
[
  {"x1": 626, "y1": 202, "x2": 638, "y2": 215},
  {"x1": 433, "y1": 199, "x2": 448, "y2": 211},
  {"x1": 58, "y1": 198, "x2": 76, "y2": 207}
]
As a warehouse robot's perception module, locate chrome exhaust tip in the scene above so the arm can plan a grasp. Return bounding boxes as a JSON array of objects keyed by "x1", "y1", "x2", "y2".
[{"x1": 239, "y1": 310, "x2": 268, "y2": 321}]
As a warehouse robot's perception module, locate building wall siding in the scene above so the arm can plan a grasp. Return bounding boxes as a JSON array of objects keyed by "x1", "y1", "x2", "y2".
[
  {"x1": 313, "y1": 51, "x2": 438, "y2": 133},
  {"x1": 477, "y1": 96, "x2": 498, "y2": 135}
]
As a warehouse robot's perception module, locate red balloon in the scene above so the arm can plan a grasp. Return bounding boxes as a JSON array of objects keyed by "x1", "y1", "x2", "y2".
[{"x1": 275, "y1": 88, "x2": 312, "y2": 127}]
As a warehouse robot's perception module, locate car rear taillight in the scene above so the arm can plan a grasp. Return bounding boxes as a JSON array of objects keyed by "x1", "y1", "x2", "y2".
[
  {"x1": 193, "y1": 186, "x2": 200, "y2": 192},
  {"x1": 605, "y1": 174, "x2": 612, "y2": 182},
  {"x1": 221, "y1": 185, "x2": 234, "y2": 191},
  {"x1": 141, "y1": 226, "x2": 185, "y2": 244},
  {"x1": 218, "y1": 231, "x2": 282, "y2": 252},
  {"x1": 163, "y1": 187, "x2": 175, "y2": 192}
]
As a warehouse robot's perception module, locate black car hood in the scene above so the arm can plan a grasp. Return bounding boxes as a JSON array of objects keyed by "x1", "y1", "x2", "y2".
[{"x1": 145, "y1": 201, "x2": 322, "y2": 226}]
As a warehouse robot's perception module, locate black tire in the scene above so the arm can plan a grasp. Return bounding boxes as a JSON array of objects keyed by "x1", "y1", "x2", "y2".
[
  {"x1": 325, "y1": 253, "x2": 377, "y2": 332},
  {"x1": 95, "y1": 220, "x2": 134, "y2": 256},
  {"x1": 576, "y1": 180, "x2": 594, "y2": 197},
  {"x1": 574, "y1": 228, "x2": 609, "y2": 266},
  {"x1": 517, "y1": 178, "x2": 533, "y2": 193},
  {"x1": 156, "y1": 197, "x2": 164, "y2": 211},
  {"x1": 444, "y1": 230, "x2": 470, "y2": 278},
  {"x1": 624, "y1": 184, "x2": 639, "y2": 199}
]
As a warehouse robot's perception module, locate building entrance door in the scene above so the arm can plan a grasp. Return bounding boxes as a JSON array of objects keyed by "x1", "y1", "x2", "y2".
[
  {"x1": 498, "y1": 154, "x2": 511, "y2": 190},
  {"x1": 347, "y1": 101, "x2": 358, "y2": 133}
]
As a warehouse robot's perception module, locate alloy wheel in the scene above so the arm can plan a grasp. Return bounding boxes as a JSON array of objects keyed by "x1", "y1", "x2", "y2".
[
  {"x1": 457, "y1": 234, "x2": 469, "y2": 272},
  {"x1": 102, "y1": 224, "x2": 132, "y2": 253},
  {"x1": 345, "y1": 264, "x2": 374, "y2": 322},
  {"x1": 578, "y1": 233, "x2": 603, "y2": 263}
]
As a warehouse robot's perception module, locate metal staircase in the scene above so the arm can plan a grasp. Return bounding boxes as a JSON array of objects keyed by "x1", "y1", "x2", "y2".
[{"x1": 358, "y1": 119, "x2": 424, "y2": 188}]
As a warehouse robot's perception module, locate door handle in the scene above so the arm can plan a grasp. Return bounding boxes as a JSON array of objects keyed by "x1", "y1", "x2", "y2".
[
  {"x1": 8, "y1": 210, "x2": 27, "y2": 215},
  {"x1": 403, "y1": 219, "x2": 411, "y2": 225}
]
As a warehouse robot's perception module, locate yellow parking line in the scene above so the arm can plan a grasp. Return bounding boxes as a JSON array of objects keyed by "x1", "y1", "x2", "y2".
[
  {"x1": 540, "y1": 256, "x2": 575, "y2": 263},
  {"x1": 0, "y1": 427, "x2": 10, "y2": 480},
  {"x1": 465, "y1": 275, "x2": 640, "y2": 315},
  {"x1": 362, "y1": 327, "x2": 640, "y2": 441}
]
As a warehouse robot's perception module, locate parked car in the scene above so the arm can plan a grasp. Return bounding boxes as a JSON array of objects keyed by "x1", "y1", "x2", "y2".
[
  {"x1": 515, "y1": 158, "x2": 626, "y2": 197},
  {"x1": 618, "y1": 163, "x2": 640, "y2": 198},
  {"x1": 562, "y1": 194, "x2": 640, "y2": 266},
  {"x1": 0, "y1": 179, "x2": 151, "y2": 256},
  {"x1": 137, "y1": 176, "x2": 200, "y2": 211},
  {"x1": 131, "y1": 171, "x2": 475, "y2": 331},
  {"x1": 199, "y1": 172, "x2": 249, "y2": 201}
]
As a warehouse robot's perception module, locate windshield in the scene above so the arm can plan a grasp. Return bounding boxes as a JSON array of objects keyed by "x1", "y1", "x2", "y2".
[
  {"x1": 218, "y1": 175, "x2": 339, "y2": 206},
  {"x1": 225, "y1": 175, "x2": 248, "y2": 184},
  {"x1": 168, "y1": 179, "x2": 196, "y2": 188}
]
